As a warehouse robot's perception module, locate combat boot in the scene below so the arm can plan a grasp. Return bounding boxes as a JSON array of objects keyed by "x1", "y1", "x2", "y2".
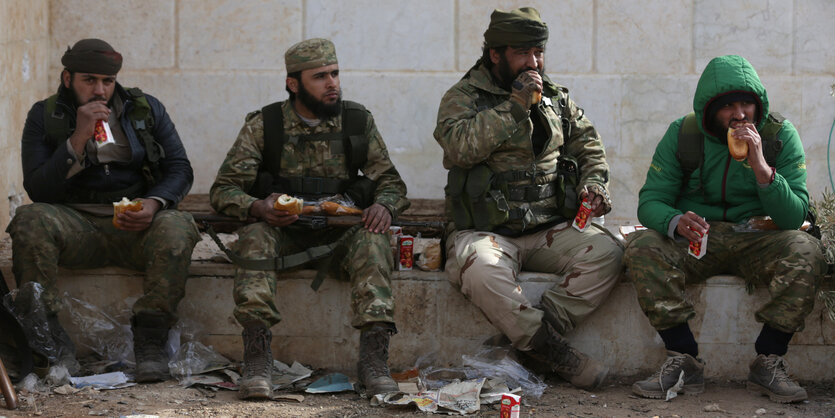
[
  {"x1": 357, "y1": 322, "x2": 399, "y2": 396},
  {"x1": 632, "y1": 351, "x2": 704, "y2": 399},
  {"x1": 47, "y1": 315, "x2": 81, "y2": 375},
  {"x1": 528, "y1": 322, "x2": 608, "y2": 390},
  {"x1": 747, "y1": 354, "x2": 807, "y2": 403},
  {"x1": 238, "y1": 322, "x2": 273, "y2": 400},
  {"x1": 131, "y1": 312, "x2": 171, "y2": 383}
]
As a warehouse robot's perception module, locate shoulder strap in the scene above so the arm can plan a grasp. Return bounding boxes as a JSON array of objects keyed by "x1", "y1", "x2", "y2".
[
  {"x1": 125, "y1": 87, "x2": 163, "y2": 185},
  {"x1": 676, "y1": 112, "x2": 703, "y2": 192},
  {"x1": 341, "y1": 100, "x2": 369, "y2": 174},
  {"x1": 760, "y1": 112, "x2": 785, "y2": 167},
  {"x1": 261, "y1": 101, "x2": 286, "y2": 181},
  {"x1": 44, "y1": 94, "x2": 72, "y2": 148}
]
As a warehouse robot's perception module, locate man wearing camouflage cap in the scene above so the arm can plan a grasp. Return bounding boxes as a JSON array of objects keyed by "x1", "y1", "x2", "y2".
[
  {"x1": 210, "y1": 38, "x2": 409, "y2": 399},
  {"x1": 9, "y1": 38, "x2": 199, "y2": 382},
  {"x1": 434, "y1": 7, "x2": 622, "y2": 390}
]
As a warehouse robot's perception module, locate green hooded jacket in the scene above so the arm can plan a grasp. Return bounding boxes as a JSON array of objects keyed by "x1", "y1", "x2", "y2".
[{"x1": 637, "y1": 55, "x2": 809, "y2": 234}]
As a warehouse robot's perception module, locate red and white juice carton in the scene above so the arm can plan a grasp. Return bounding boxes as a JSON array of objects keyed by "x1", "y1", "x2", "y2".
[
  {"x1": 398, "y1": 235, "x2": 414, "y2": 271},
  {"x1": 688, "y1": 228, "x2": 709, "y2": 259},
  {"x1": 500, "y1": 393, "x2": 521, "y2": 418},
  {"x1": 572, "y1": 197, "x2": 593, "y2": 232},
  {"x1": 94, "y1": 120, "x2": 115, "y2": 148}
]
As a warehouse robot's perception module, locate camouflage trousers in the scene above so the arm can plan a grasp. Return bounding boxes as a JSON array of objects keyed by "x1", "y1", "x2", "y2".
[
  {"x1": 231, "y1": 222, "x2": 395, "y2": 329},
  {"x1": 6, "y1": 203, "x2": 200, "y2": 320},
  {"x1": 445, "y1": 222, "x2": 623, "y2": 350},
  {"x1": 623, "y1": 222, "x2": 826, "y2": 333}
]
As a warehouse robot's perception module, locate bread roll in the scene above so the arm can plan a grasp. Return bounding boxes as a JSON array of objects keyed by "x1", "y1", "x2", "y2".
[
  {"x1": 531, "y1": 91, "x2": 541, "y2": 104},
  {"x1": 113, "y1": 197, "x2": 143, "y2": 228},
  {"x1": 320, "y1": 201, "x2": 363, "y2": 215},
  {"x1": 273, "y1": 194, "x2": 303, "y2": 215},
  {"x1": 727, "y1": 127, "x2": 747, "y2": 161}
]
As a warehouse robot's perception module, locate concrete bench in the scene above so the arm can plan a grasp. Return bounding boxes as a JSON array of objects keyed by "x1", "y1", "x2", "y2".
[{"x1": 1, "y1": 197, "x2": 832, "y2": 380}]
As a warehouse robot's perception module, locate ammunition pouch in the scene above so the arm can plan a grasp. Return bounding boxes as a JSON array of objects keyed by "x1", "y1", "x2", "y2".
[
  {"x1": 556, "y1": 155, "x2": 580, "y2": 218},
  {"x1": 344, "y1": 176, "x2": 377, "y2": 209},
  {"x1": 447, "y1": 156, "x2": 581, "y2": 232}
]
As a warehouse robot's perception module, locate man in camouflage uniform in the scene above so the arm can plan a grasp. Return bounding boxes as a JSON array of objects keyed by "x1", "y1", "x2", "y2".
[
  {"x1": 210, "y1": 38, "x2": 409, "y2": 400},
  {"x1": 7, "y1": 39, "x2": 200, "y2": 382},
  {"x1": 624, "y1": 55, "x2": 826, "y2": 403},
  {"x1": 434, "y1": 8, "x2": 623, "y2": 390}
]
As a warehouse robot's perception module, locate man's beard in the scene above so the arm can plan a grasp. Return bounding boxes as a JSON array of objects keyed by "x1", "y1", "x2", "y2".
[
  {"x1": 496, "y1": 55, "x2": 544, "y2": 91},
  {"x1": 297, "y1": 82, "x2": 341, "y2": 119}
]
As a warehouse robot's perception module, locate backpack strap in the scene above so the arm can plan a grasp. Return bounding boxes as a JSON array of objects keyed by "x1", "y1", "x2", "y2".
[
  {"x1": 261, "y1": 101, "x2": 285, "y2": 184},
  {"x1": 676, "y1": 112, "x2": 703, "y2": 193},
  {"x1": 341, "y1": 100, "x2": 369, "y2": 174},
  {"x1": 44, "y1": 94, "x2": 72, "y2": 148},
  {"x1": 125, "y1": 87, "x2": 163, "y2": 185},
  {"x1": 760, "y1": 112, "x2": 785, "y2": 167}
]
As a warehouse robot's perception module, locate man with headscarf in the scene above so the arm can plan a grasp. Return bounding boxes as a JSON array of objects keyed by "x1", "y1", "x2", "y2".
[
  {"x1": 433, "y1": 7, "x2": 622, "y2": 390},
  {"x1": 624, "y1": 55, "x2": 825, "y2": 403},
  {"x1": 8, "y1": 39, "x2": 200, "y2": 382},
  {"x1": 210, "y1": 38, "x2": 409, "y2": 400}
]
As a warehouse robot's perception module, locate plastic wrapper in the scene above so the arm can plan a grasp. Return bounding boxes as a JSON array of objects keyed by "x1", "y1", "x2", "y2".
[
  {"x1": 2, "y1": 282, "x2": 59, "y2": 363},
  {"x1": 414, "y1": 237, "x2": 442, "y2": 271},
  {"x1": 45, "y1": 364, "x2": 71, "y2": 387},
  {"x1": 64, "y1": 296, "x2": 133, "y2": 365},
  {"x1": 168, "y1": 341, "x2": 231, "y2": 385},
  {"x1": 419, "y1": 346, "x2": 546, "y2": 399},
  {"x1": 15, "y1": 373, "x2": 47, "y2": 393},
  {"x1": 297, "y1": 194, "x2": 362, "y2": 216}
]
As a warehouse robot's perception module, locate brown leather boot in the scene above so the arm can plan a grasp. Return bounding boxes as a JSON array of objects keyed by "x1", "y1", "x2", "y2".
[
  {"x1": 132, "y1": 312, "x2": 171, "y2": 383},
  {"x1": 238, "y1": 322, "x2": 273, "y2": 400},
  {"x1": 357, "y1": 322, "x2": 399, "y2": 396},
  {"x1": 528, "y1": 321, "x2": 608, "y2": 390}
]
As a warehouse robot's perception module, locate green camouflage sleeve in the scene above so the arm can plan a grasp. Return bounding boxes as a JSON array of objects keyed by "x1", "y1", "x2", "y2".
[
  {"x1": 561, "y1": 94, "x2": 610, "y2": 197},
  {"x1": 361, "y1": 113, "x2": 410, "y2": 218},
  {"x1": 433, "y1": 85, "x2": 521, "y2": 169},
  {"x1": 209, "y1": 112, "x2": 264, "y2": 220}
]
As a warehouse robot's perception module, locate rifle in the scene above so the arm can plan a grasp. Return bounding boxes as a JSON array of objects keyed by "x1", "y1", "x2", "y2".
[
  {"x1": 296, "y1": 215, "x2": 445, "y2": 232},
  {"x1": 194, "y1": 213, "x2": 446, "y2": 236}
]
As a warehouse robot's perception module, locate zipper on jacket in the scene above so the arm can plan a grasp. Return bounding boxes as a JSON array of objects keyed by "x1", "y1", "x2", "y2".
[
  {"x1": 720, "y1": 155, "x2": 731, "y2": 220},
  {"x1": 104, "y1": 164, "x2": 110, "y2": 176}
]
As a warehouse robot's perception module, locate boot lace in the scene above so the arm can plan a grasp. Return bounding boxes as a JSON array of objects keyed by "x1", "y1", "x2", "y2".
[
  {"x1": 763, "y1": 356, "x2": 793, "y2": 385},
  {"x1": 360, "y1": 327, "x2": 392, "y2": 378},
  {"x1": 243, "y1": 327, "x2": 271, "y2": 376},
  {"x1": 647, "y1": 355, "x2": 686, "y2": 389},
  {"x1": 545, "y1": 336, "x2": 582, "y2": 373}
]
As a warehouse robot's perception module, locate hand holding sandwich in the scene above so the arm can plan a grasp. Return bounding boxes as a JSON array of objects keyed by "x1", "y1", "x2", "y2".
[{"x1": 728, "y1": 122, "x2": 773, "y2": 184}]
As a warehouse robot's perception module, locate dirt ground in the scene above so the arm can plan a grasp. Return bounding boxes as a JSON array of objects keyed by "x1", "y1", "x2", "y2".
[{"x1": 2, "y1": 375, "x2": 833, "y2": 417}]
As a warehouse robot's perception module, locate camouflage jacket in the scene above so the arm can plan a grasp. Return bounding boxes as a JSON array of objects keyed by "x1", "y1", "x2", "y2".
[
  {"x1": 433, "y1": 62, "x2": 610, "y2": 233},
  {"x1": 210, "y1": 100, "x2": 409, "y2": 220}
]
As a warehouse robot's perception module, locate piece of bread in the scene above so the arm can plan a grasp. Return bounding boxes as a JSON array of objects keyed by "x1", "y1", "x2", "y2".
[
  {"x1": 531, "y1": 91, "x2": 541, "y2": 104},
  {"x1": 320, "y1": 201, "x2": 363, "y2": 216},
  {"x1": 728, "y1": 127, "x2": 747, "y2": 161},
  {"x1": 273, "y1": 194, "x2": 303, "y2": 215},
  {"x1": 112, "y1": 197, "x2": 143, "y2": 228}
]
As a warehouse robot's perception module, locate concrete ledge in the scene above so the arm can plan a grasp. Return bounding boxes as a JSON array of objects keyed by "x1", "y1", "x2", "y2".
[{"x1": 1, "y1": 236, "x2": 833, "y2": 380}]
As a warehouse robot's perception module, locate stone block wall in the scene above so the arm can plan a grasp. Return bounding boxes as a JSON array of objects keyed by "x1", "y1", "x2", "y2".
[
  {"x1": 0, "y1": 0, "x2": 49, "y2": 233},
  {"x1": 1, "y1": 0, "x2": 833, "y2": 230}
]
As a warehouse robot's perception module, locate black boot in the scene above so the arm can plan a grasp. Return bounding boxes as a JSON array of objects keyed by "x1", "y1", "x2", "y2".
[
  {"x1": 238, "y1": 322, "x2": 273, "y2": 400},
  {"x1": 47, "y1": 315, "x2": 81, "y2": 375},
  {"x1": 528, "y1": 321, "x2": 608, "y2": 390},
  {"x1": 131, "y1": 312, "x2": 171, "y2": 383},
  {"x1": 357, "y1": 322, "x2": 399, "y2": 396}
]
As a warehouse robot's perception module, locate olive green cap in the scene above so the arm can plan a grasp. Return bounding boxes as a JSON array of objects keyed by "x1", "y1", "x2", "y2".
[
  {"x1": 61, "y1": 38, "x2": 123, "y2": 75},
  {"x1": 483, "y1": 7, "x2": 548, "y2": 49},
  {"x1": 285, "y1": 38, "x2": 338, "y2": 73}
]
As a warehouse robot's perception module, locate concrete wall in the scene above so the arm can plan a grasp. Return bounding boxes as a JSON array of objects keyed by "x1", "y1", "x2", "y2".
[
  {"x1": 33, "y1": 0, "x2": 834, "y2": 226},
  {"x1": 0, "y1": 0, "x2": 49, "y2": 233}
]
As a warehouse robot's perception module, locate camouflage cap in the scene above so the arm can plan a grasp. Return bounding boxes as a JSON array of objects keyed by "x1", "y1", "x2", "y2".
[
  {"x1": 483, "y1": 7, "x2": 548, "y2": 49},
  {"x1": 285, "y1": 38, "x2": 338, "y2": 73},
  {"x1": 61, "y1": 38, "x2": 123, "y2": 75}
]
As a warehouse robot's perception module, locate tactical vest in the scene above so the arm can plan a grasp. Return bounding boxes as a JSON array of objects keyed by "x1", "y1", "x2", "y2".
[
  {"x1": 250, "y1": 100, "x2": 376, "y2": 208},
  {"x1": 677, "y1": 111, "x2": 784, "y2": 194},
  {"x1": 446, "y1": 85, "x2": 581, "y2": 232},
  {"x1": 44, "y1": 87, "x2": 164, "y2": 202}
]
